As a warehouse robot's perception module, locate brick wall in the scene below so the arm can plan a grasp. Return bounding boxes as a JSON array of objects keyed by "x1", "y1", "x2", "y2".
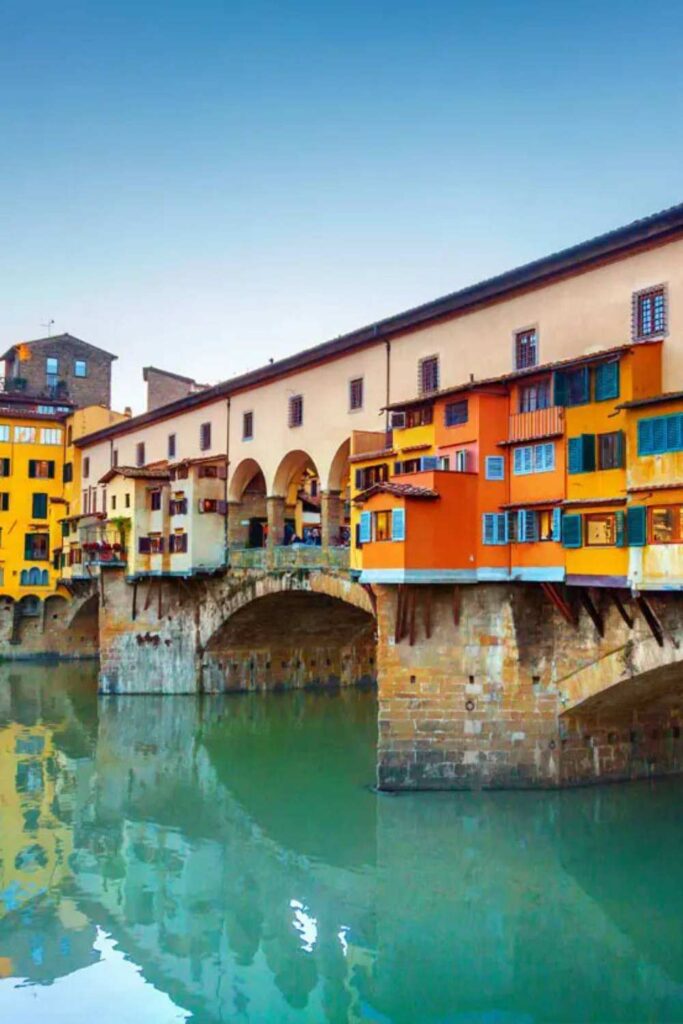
[
  {"x1": 144, "y1": 368, "x2": 206, "y2": 412},
  {"x1": 7, "y1": 335, "x2": 114, "y2": 408}
]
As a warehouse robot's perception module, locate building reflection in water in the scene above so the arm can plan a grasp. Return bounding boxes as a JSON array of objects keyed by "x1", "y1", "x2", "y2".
[{"x1": 1, "y1": 663, "x2": 683, "y2": 1023}]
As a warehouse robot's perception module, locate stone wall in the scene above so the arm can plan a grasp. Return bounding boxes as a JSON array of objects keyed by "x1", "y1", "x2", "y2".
[
  {"x1": 144, "y1": 367, "x2": 206, "y2": 412},
  {"x1": 0, "y1": 591, "x2": 99, "y2": 660},
  {"x1": 8, "y1": 335, "x2": 114, "y2": 408}
]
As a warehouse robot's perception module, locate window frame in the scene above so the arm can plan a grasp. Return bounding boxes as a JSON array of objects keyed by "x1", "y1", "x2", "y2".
[
  {"x1": 584, "y1": 512, "x2": 617, "y2": 547},
  {"x1": 74, "y1": 359, "x2": 88, "y2": 378},
  {"x1": 136, "y1": 442, "x2": 145, "y2": 467},
  {"x1": 514, "y1": 327, "x2": 538, "y2": 370},
  {"x1": 633, "y1": 285, "x2": 667, "y2": 341},
  {"x1": 289, "y1": 394, "x2": 304, "y2": 428},
  {"x1": 168, "y1": 433, "x2": 177, "y2": 459},
  {"x1": 649, "y1": 505, "x2": 683, "y2": 544},
  {"x1": 199, "y1": 422, "x2": 212, "y2": 451},
  {"x1": 444, "y1": 399, "x2": 468, "y2": 427},
  {"x1": 243, "y1": 410, "x2": 254, "y2": 440},
  {"x1": 518, "y1": 378, "x2": 551, "y2": 412},
  {"x1": 597, "y1": 431, "x2": 624, "y2": 470},
  {"x1": 349, "y1": 377, "x2": 364, "y2": 412},
  {"x1": 418, "y1": 355, "x2": 440, "y2": 396}
]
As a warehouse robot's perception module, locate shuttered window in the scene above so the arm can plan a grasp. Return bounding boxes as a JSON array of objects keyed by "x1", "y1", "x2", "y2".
[
  {"x1": 637, "y1": 414, "x2": 683, "y2": 456},
  {"x1": 597, "y1": 431, "x2": 625, "y2": 469},
  {"x1": 562, "y1": 513, "x2": 583, "y2": 548},
  {"x1": 517, "y1": 509, "x2": 539, "y2": 542},
  {"x1": 594, "y1": 361, "x2": 620, "y2": 401},
  {"x1": 444, "y1": 400, "x2": 468, "y2": 426},
  {"x1": 553, "y1": 366, "x2": 590, "y2": 407},
  {"x1": 289, "y1": 395, "x2": 304, "y2": 427},
  {"x1": 485, "y1": 456, "x2": 505, "y2": 480},
  {"x1": 359, "y1": 512, "x2": 372, "y2": 544},
  {"x1": 568, "y1": 435, "x2": 596, "y2": 474},
  {"x1": 626, "y1": 506, "x2": 647, "y2": 546},
  {"x1": 28, "y1": 460, "x2": 55, "y2": 479},
  {"x1": 513, "y1": 443, "x2": 554, "y2": 475},
  {"x1": 482, "y1": 512, "x2": 508, "y2": 545},
  {"x1": 31, "y1": 493, "x2": 48, "y2": 519},
  {"x1": 391, "y1": 508, "x2": 406, "y2": 542},
  {"x1": 419, "y1": 356, "x2": 440, "y2": 395},
  {"x1": 552, "y1": 507, "x2": 562, "y2": 541},
  {"x1": 349, "y1": 378, "x2": 364, "y2": 411},
  {"x1": 24, "y1": 533, "x2": 49, "y2": 560},
  {"x1": 200, "y1": 422, "x2": 212, "y2": 451},
  {"x1": 585, "y1": 513, "x2": 616, "y2": 546}
]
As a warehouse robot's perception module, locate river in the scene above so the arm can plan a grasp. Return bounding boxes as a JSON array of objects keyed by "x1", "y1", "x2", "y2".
[{"x1": 0, "y1": 662, "x2": 682, "y2": 1023}]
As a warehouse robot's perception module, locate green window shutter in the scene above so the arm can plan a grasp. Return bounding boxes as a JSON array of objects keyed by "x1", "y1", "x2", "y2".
[
  {"x1": 614, "y1": 431, "x2": 625, "y2": 469},
  {"x1": 595, "y1": 361, "x2": 620, "y2": 401},
  {"x1": 581, "y1": 434, "x2": 596, "y2": 472},
  {"x1": 28, "y1": 460, "x2": 36, "y2": 479},
  {"x1": 32, "y1": 494, "x2": 47, "y2": 519},
  {"x1": 666, "y1": 414, "x2": 683, "y2": 452},
  {"x1": 553, "y1": 370, "x2": 567, "y2": 407},
  {"x1": 615, "y1": 510, "x2": 626, "y2": 547},
  {"x1": 638, "y1": 419, "x2": 654, "y2": 455},
  {"x1": 2, "y1": 458, "x2": 9, "y2": 477},
  {"x1": 627, "y1": 506, "x2": 647, "y2": 546},
  {"x1": 568, "y1": 437, "x2": 583, "y2": 474},
  {"x1": 359, "y1": 512, "x2": 372, "y2": 544},
  {"x1": 391, "y1": 508, "x2": 405, "y2": 542},
  {"x1": 562, "y1": 513, "x2": 583, "y2": 548},
  {"x1": 24, "y1": 534, "x2": 32, "y2": 559},
  {"x1": 47, "y1": 462, "x2": 55, "y2": 479},
  {"x1": 552, "y1": 507, "x2": 562, "y2": 541}
]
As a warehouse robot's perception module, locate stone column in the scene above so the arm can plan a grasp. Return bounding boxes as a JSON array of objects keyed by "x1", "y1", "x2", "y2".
[
  {"x1": 227, "y1": 501, "x2": 248, "y2": 548},
  {"x1": 266, "y1": 496, "x2": 286, "y2": 548},
  {"x1": 321, "y1": 490, "x2": 344, "y2": 548}
]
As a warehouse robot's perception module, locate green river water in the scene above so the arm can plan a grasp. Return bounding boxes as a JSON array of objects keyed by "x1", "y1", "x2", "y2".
[{"x1": 0, "y1": 662, "x2": 682, "y2": 1023}]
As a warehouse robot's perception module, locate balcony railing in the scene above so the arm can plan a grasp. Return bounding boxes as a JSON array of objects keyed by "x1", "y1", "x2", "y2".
[
  {"x1": 229, "y1": 545, "x2": 350, "y2": 571},
  {"x1": 508, "y1": 406, "x2": 564, "y2": 443}
]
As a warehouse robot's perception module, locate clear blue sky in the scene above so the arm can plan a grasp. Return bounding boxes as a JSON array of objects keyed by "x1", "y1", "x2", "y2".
[{"x1": 2, "y1": 0, "x2": 683, "y2": 411}]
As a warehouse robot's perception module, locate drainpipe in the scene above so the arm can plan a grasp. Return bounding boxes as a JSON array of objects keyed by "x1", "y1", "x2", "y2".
[
  {"x1": 224, "y1": 397, "x2": 231, "y2": 567},
  {"x1": 385, "y1": 339, "x2": 391, "y2": 435}
]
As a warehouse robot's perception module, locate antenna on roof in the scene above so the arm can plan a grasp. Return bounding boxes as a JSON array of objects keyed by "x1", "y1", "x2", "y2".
[{"x1": 41, "y1": 319, "x2": 55, "y2": 337}]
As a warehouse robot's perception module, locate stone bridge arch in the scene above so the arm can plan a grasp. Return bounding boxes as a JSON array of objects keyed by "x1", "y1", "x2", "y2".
[{"x1": 199, "y1": 570, "x2": 376, "y2": 693}]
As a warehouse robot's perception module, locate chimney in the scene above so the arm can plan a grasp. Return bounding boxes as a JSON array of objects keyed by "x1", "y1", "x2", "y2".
[{"x1": 124, "y1": 406, "x2": 132, "y2": 418}]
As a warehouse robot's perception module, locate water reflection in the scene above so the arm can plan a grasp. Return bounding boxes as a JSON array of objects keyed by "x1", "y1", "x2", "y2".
[{"x1": 1, "y1": 663, "x2": 683, "y2": 1022}]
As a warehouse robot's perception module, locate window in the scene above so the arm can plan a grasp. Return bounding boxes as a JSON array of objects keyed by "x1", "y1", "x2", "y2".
[
  {"x1": 28, "y1": 460, "x2": 55, "y2": 479},
  {"x1": 63, "y1": 462, "x2": 73, "y2": 483},
  {"x1": 0, "y1": 458, "x2": 10, "y2": 477},
  {"x1": 482, "y1": 512, "x2": 508, "y2": 545},
  {"x1": 136, "y1": 442, "x2": 145, "y2": 467},
  {"x1": 243, "y1": 411, "x2": 254, "y2": 440},
  {"x1": 515, "y1": 329, "x2": 538, "y2": 370},
  {"x1": 14, "y1": 426, "x2": 36, "y2": 443},
  {"x1": 374, "y1": 511, "x2": 392, "y2": 542},
  {"x1": 594, "y1": 361, "x2": 620, "y2": 402},
  {"x1": 516, "y1": 509, "x2": 540, "y2": 543},
  {"x1": 598, "y1": 431, "x2": 625, "y2": 470},
  {"x1": 519, "y1": 379, "x2": 551, "y2": 412},
  {"x1": 454, "y1": 449, "x2": 470, "y2": 472},
  {"x1": 0, "y1": 425, "x2": 9, "y2": 442},
  {"x1": 170, "y1": 496, "x2": 188, "y2": 515},
  {"x1": 513, "y1": 443, "x2": 555, "y2": 475},
  {"x1": 567, "y1": 435, "x2": 596, "y2": 474},
  {"x1": 650, "y1": 506, "x2": 681, "y2": 543},
  {"x1": 111, "y1": 494, "x2": 117, "y2": 511},
  {"x1": 289, "y1": 395, "x2": 303, "y2": 427},
  {"x1": 32, "y1": 493, "x2": 48, "y2": 519},
  {"x1": 45, "y1": 357, "x2": 58, "y2": 382},
  {"x1": 405, "y1": 405, "x2": 433, "y2": 428},
  {"x1": 168, "y1": 434, "x2": 176, "y2": 459},
  {"x1": 634, "y1": 287, "x2": 666, "y2": 339},
  {"x1": 349, "y1": 377, "x2": 364, "y2": 411},
  {"x1": 354, "y1": 463, "x2": 388, "y2": 491},
  {"x1": 444, "y1": 400, "x2": 468, "y2": 426},
  {"x1": 83, "y1": 457, "x2": 90, "y2": 479},
  {"x1": 40, "y1": 428, "x2": 62, "y2": 445},
  {"x1": 0, "y1": 494, "x2": 8, "y2": 511},
  {"x1": 200, "y1": 422, "x2": 212, "y2": 451},
  {"x1": 125, "y1": 492, "x2": 131, "y2": 508},
  {"x1": 150, "y1": 489, "x2": 162, "y2": 511},
  {"x1": 24, "y1": 533, "x2": 49, "y2": 561},
  {"x1": 198, "y1": 463, "x2": 226, "y2": 479},
  {"x1": 112, "y1": 449, "x2": 119, "y2": 467},
  {"x1": 586, "y1": 513, "x2": 617, "y2": 546},
  {"x1": 74, "y1": 359, "x2": 87, "y2": 377},
  {"x1": 169, "y1": 532, "x2": 188, "y2": 553},
  {"x1": 20, "y1": 568, "x2": 49, "y2": 586},
  {"x1": 419, "y1": 356, "x2": 440, "y2": 395},
  {"x1": 637, "y1": 414, "x2": 683, "y2": 456},
  {"x1": 149, "y1": 534, "x2": 164, "y2": 554},
  {"x1": 310, "y1": 479, "x2": 318, "y2": 498},
  {"x1": 565, "y1": 367, "x2": 590, "y2": 407},
  {"x1": 485, "y1": 456, "x2": 505, "y2": 480}
]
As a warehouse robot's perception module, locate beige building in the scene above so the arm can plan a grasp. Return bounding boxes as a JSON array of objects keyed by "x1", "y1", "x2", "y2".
[{"x1": 74, "y1": 204, "x2": 683, "y2": 574}]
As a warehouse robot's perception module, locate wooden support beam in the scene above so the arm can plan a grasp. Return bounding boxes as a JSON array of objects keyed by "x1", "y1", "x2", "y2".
[
  {"x1": 144, "y1": 580, "x2": 154, "y2": 612},
  {"x1": 540, "y1": 582, "x2": 577, "y2": 628},
  {"x1": 452, "y1": 586, "x2": 461, "y2": 629},
  {"x1": 408, "y1": 588, "x2": 416, "y2": 647},
  {"x1": 157, "y1": 577, "x2": 163, "y2": 621},
  {"x1": 99, "y1": 570, "x2": 106, "y2": 609},
  {"x1": 636, "y1": 595, "x2": 665, "y2": 648},
  {"x1": 579, "y1": 588, "x2": 604, "y2": 638},
  {"x1": 131, "y1": 580, "x2": 138, "y2": 622},
  {"x1": 610, "y1": 589, "x2": 634, "y2": 629},
  {"x1": 394, "y1": 586, "x2": 405, "y2": 644},
  {"x1": 423, "y1": 586, "x2": 432, "y2": 640}
]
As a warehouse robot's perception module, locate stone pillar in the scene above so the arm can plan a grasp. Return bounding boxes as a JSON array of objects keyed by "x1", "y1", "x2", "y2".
[
  {"x1": 227, "y1": 501, "x2": 248, "y2": 548},
  {"x1": 321, "y1": 490, "x2": 343, "y2": 548},
  {"x1": 266, "y1": 495, "x2": 286, "y2": 548}
]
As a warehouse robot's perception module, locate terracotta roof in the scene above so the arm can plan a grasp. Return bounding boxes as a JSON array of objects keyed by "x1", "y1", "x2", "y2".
[
  {"x1": 75, "y1": 202, "x2": 683, "y2": 447},
  {"x1": 399, "y1": 443, "x2": 432, "y2": 454},
  {"x1": 354, "y1": 482, "x2": 439, "y2": 503},
  {"x1": 99, "y1": 465, "x2": 171, "y2": 484},
  {"x1": 562, "y1": 497, "x2": 626, "y2": 507},
  {"x1": 385, "y1": 343, "x2": 650, "y2": 412},
  {"x1": 501, "y1": 498, "x2": 562, "y2": 509},
  {"x1": 168, "y1": 454, "x2": 228, "y2": 470},
  {"x1": 628, "y1": 482, "x2": 683, "y2": 493},
  {"x1": 348, "y1": 449, "x2": 395, "y2": 464},
  {"x1": 617, "y1": 390, "x2": 683, "y2": 410}
]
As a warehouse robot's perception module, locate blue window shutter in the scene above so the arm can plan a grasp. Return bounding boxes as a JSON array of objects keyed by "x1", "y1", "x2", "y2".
[
  {"x1": 391, "y1": 507, "x2": 405, "y2": 542},
  {"x1": 498, "y1": 513, "x2": 508, "y2": 544},
  {"x1": 638, "y1": 418, "x2": 654, "y2": 456},
  {"x1": 627, "y1": 506, "x2": 646, "y2": 546},
  {"x1": 562, "y1": 513, "x2": 583, "y2": 548},
  {"x1": 568, "y1": 437, "x2": 583, "y2": 474},
  {"x1": 652, "y1": 418, "x2": 667, "y2": 454},
  {"x1": 595, "y1": 361, "x2": 620, "y2": 401},
  {"x1": 666, "y1": 414, "x2": 683, "y2": 452},
  {"x1": 420, "y1": 456, "x2": 439, "y2": 471},
  {"x1": 486, "y1": 456, "x2": 504, "y2": 480},
  {"x1": 359, "y1": 511, "x2": 372, "y2": 544},
  {"x1": 553, "y1": 370, "x2": 567, "y2": 407},
  {"x1": 578, "y1": 366, "x2": 591, "y2": 404},
  {"x1": 581, "y1": 434, "x2": 596, "y2": 472},
  {"x1": 552, "y1": 507, "x2": 562, "y2": 541},
  {"x1": 483, "y1": 513, "x2": 495, "y2": 545},
  {"x1": 513, "y1": 449, "x2": 523, "y2": 475},
  {"x1": 615, "y1": 510, "x2": 626, "y2": 547}
]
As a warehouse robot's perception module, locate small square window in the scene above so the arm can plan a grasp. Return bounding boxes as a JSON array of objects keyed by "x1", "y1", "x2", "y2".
[
  {"x1": 243, "y1": 411, "x2": 254, "y2": 440},
  {"x1": 634, "y1": 287, "x2": 667, "y2": 339},
  {"x1": 289, "y1": 395, "x2": 303, "y2": 428},
  {"x1": 349, "y1": 377, "x2": 364, "y2": 411},
  {"x1": 74, "y1": 359, "x2": 87, "y2": 377},
  {"x1": 419, "y1": 356, "x2": 440, "y2": 395},
  {"x1": 445, "y1": 400, "x2": 468, "y2": 426},
  {"x1": 515, "y1": 329, "x2": 538, "y2": 370}
]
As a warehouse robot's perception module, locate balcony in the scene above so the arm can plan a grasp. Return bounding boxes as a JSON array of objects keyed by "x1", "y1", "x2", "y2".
[
  {"x1": 229, "y1": 545, "x2": 350, "y2": 571},
  {"x1": 508, "y1": 406, "x2": 564, "y2": 443}
]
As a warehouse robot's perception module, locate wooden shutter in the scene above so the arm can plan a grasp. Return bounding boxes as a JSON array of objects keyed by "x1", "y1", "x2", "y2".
[
  {"x1": 47, "y1": 461, "x2": 55, "y2": 479},
  {"x1": 28, "y1": 460, "x2": 36, "y2": 479},
  {"x1": 486, "y1": 456, "x2": 504, "y2": 480},
  {"x1": 626, "y1": 506, "x2": 647, "y2": 546},
  {"x1": 614, "y1": 510, "x2": 626, "y2": 547},
  {"x1": 595, "y1": 361, "x2": 620, "y2": 401},
  {"x1": 482, "y1": 513, "x2": 495, "y2": 545},
  {"x1": 24, "y1": 534, "x2": 32, "y2": 559},
  {"x1": 568, "y1": 438, "x2": 583, "y2": 475},
  {"x1": 614, "y1": 431, "x2": 625, "y2": 468},
  {"x1": 391, "y1": 508, "x2": 405, "y2": 542},
  {"x1": 552, "y1": 507, "x2": 562, "y2": 541},
  {"x1": 553, "y1": 370, "x2": 567, "y2": 407},
  {"x1": 651, "y1": 418, "x2": 667, "y2": 454},
  {"x1": 581, "y1": 435, "x2": 596, "y2": 472},
  {"x1": 638, "y1": 418, "x2": 654, "y2": 455},
  {"x1": 359, "y1": 512, "x2": 372, "y2": 544},
  {"x1": 666, "y1": 414, "x2": 683, "y2": 452},
  {"x1": 562, "y1": 513, "x2": 583, "y2": 548}
]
